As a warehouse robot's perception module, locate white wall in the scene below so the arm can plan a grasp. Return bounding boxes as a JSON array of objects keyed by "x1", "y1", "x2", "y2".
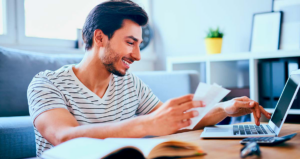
[{"x1": 151, "y1": 0, "x2": 273, "y2": 70}]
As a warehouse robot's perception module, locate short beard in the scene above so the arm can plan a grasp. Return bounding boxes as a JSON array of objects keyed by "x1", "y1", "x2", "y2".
[{"x1": 101, "y1": 42, "x2": 127, "y2": 77}]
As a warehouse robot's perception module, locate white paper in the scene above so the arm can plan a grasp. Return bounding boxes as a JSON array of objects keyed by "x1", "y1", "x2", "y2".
[
  {"x1": 182, "y1": 83, "x2": 231, "y2": 130},
  {"x1": 41, "y1": 138, "x2": 124, "y2": 159}
]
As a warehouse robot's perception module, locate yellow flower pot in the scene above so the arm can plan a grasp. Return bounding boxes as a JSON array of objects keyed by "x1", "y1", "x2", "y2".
[{"x1": 205, "y1": 38, "x2": 223, "y2": 54}]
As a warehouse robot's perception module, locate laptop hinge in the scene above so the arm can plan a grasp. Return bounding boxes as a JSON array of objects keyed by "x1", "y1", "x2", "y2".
[{"x1": 266, "y1": 125, "x2": 276, "y2": 134}]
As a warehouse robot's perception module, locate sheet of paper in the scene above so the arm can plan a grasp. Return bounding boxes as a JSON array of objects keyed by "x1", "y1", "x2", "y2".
[{"x1": 182, "y1": 83, "x2": 231, "y2": 130}]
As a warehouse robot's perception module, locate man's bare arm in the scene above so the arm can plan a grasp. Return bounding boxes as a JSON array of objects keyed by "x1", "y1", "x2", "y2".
[
  {"x1": 35, "y1": 95, "x2": 203, "y2": 146},
  {"x1": 192, "y1": 106, "x2": 227, "y2": 130},
  {"x1": 150, "y1": 97, "x2": 272, "y2": 132},
  {"x1": 35, "y1": 108, "x2": 150, "y2": 146},
  {"x1": 193, "y1": 96, "x2": 272, "y2": 130}
]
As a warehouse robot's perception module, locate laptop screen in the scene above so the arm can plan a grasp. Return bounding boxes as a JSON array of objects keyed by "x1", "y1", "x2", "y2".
[{"x1": 271, "y1": 74, "x2": 300, "y2": 127}]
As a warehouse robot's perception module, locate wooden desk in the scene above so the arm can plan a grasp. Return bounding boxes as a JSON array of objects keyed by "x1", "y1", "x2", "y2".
[{"x1": 155, "y1": 123, "x2": 300, "y2": 159}]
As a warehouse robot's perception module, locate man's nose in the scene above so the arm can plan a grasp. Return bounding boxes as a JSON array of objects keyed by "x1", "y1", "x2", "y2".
[{"x1": 131, "y1": 45, "x2": 141, "y2": 61}]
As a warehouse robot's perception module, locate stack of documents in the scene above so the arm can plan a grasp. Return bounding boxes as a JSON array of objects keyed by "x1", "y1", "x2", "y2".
[{"x1": 183, "y1": 83, "x2": 231, "y2": 129}]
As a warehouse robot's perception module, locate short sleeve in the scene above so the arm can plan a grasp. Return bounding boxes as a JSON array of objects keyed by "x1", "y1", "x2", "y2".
[
  {"x1": 131, "y1": 74, "x2": 160, "y2": 115},
  {"x1": 27, "y1": 75, "x2": 68, "y2": 124}
]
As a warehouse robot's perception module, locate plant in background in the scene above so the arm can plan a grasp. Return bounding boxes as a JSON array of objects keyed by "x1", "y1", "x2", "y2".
[
  {"x1": 205, "y1": 27, "x2": 224, "y2": 54},
  {"x1": 206, "y1": 27, "x2": 224, "y2": 38}
]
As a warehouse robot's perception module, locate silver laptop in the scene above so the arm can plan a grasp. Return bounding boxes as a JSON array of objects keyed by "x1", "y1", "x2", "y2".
[{"x1": 200, "y1": 70, "x2": 300, "y2": 138}]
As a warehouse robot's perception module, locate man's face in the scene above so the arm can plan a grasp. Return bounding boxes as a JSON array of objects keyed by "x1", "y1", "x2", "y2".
[{"x1": 100, "y1": 19, "x2": 143, "y2": 76}]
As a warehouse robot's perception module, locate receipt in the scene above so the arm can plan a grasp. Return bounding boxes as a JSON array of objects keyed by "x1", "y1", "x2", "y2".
[{"x1": 182, "y1": 83, "x2": 231, "y2": 130}]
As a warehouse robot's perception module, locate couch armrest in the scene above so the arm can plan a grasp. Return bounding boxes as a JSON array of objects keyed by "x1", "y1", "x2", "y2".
[
  {"x1": 134, "y1": 71, "x2": 199, "y2": 102},
  {"x1": 0, "y1": 116, "x2": 36, "y2": 158}
]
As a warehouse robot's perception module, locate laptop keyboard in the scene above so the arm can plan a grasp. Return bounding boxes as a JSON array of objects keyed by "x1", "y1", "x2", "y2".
[{"x1": 233, "y1": 125, "x2": 268, "y2": 135}]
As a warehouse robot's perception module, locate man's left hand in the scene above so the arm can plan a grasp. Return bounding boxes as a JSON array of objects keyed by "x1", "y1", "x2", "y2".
[{"x1": 218, "y1": 96, "x2": 272, "y2": 126}]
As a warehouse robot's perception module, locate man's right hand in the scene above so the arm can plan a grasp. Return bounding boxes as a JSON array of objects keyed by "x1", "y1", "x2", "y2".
[{"x1": 145, "y1": 94, "x2": 204, "y2": 136}]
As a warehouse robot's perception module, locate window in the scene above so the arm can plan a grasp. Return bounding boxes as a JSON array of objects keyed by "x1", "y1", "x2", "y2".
[
  {"x1": 0, "y1": 0, "x2": 15, "y2": 44},
  {"x1": 24, "y1": 0, "x2": 105, "y2": 40},
  {"x1": 0, "y1": 0, "x2": 151, "y2": 49},
  {"x1": 0, "y1": 0, "x2": 4, "y2": 35}
]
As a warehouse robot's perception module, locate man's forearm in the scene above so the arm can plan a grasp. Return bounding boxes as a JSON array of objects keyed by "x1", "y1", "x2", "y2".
[
  {"x1": 57, "y1": 115, "x2": 150, "y2": 145},
  {"x1": 193, "y1": 105, "x2": 227, "y2": 130}
]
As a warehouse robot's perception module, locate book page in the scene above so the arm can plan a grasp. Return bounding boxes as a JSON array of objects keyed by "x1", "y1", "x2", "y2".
[
  {"x1": 41, "y1": 137, "x2": 135, "y2": 159},
  {"x1": 104, "y1": 138, "x2": 168, "y2": 157},
  {"x1": 41, "y1": 138, "x2": 202, "y2": 159}
]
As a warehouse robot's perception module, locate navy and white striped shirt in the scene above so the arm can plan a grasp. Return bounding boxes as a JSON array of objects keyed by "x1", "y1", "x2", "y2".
[{"x1": 27, "y1": 64, "x2": 160, "y2": 157}]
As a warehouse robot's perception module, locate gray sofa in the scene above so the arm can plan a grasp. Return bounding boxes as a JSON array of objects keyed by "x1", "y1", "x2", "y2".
[{"x1": 0, "y1": 46, "x2": 199, "y2": 159}]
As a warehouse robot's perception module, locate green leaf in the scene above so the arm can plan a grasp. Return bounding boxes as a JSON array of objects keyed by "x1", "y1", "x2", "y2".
[{"x1": 206, "y1": 27, "x2": 224, "y2": 38}]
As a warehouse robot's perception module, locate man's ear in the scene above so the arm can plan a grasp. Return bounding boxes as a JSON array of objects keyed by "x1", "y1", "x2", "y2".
[{"x1": 93, "y1": 29, "x2": 107, "y2": 47}]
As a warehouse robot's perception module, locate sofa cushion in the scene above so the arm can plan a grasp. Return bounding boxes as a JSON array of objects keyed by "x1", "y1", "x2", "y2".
[
  {"x1": 0, "y1": 116, "x2": 36, "y2": 158},
  {"x1": 134, "y1": 71, "x2": 199, "y2": 102},
  {"x1": 0, "y1": 47, "x2": 83, "y2": 117}
]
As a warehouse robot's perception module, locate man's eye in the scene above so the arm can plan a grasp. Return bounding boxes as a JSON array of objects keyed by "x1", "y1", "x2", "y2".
[{"x1": 127, "y1": 42, "x2": 134, "y2": 45}]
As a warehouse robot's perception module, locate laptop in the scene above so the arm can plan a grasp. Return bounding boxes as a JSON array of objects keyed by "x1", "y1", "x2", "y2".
[{"x1": 200, "y1": 69, "x2": 300, "y2": 138}]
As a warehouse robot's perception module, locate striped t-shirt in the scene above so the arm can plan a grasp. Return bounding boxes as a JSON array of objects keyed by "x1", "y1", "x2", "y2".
[{"x1": 27, "y1": 64, "x2": 160, "y2": 157}]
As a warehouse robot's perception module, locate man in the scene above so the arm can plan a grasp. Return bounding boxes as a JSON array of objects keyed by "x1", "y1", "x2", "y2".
[{"x1": 27, "y1": 0, "x2": 271, "y2": 157}]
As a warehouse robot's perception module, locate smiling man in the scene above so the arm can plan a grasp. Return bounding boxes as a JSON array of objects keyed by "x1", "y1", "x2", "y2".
[{"x1": 27, "y1": 0, "x2": 271, "y2": 157}]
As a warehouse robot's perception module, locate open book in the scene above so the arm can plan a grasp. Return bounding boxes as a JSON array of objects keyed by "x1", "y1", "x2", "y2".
[{"x1": 41, "y1": 137, "x2": 205, "y2": 159}]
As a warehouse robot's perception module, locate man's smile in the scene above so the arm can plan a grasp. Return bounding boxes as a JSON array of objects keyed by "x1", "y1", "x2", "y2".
[{"x1": 122, "y1": 57, "x2": 134, "y2": 69}]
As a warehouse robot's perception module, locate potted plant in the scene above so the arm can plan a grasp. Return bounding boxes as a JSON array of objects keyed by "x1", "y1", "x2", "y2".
[{"x1": 205, "y1": 27, "x2": 224, "y2": 54}]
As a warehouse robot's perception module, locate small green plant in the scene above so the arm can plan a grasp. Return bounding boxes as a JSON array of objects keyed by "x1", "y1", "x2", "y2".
[{"x1": 206, "y1": 27, "x2": 224, "y2": 38}]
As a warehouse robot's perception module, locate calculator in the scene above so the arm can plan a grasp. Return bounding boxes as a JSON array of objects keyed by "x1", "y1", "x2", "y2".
[{"x1": 240, "y1": 133, "x2": 297, "y2": 146}]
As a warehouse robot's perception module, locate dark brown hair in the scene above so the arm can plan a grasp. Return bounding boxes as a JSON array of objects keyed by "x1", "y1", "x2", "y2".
[{"x1": 82, "y1": 0, "x2": 148, "y2": 50}]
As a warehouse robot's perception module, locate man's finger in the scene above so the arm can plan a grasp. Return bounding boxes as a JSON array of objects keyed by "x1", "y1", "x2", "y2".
[
  {"x1": 252, "y1": 108, "x2": 259, "y2": 126},
  {"x1": 170, "y1": 94, "x2": 193, "y2": 105},
  {"x1": 252, "y1": 102, "x2": 261, "y2": 119},
  {"x1": 259, "y1": 106, "x2": 272, "y2": 119},
  {"x1": 177, "y1": 101, "x2": 204, "y2": 112},
  {"x1": 179, "y1": 111, "x2": 198, "y2": 121},
  {"x1": 177, "y1": 119, "x2": 191, "y2": 129}
]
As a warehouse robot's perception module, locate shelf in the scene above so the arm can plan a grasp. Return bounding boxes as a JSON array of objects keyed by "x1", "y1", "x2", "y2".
[
  {"x1": 252, "y1": 50, "x2": 300, "y2": 60},
  {"x1": 167, "y1": 50, "x2": 300, "y2": 64},
  {"x1": 265, "y1": 108, "x2": 300, "y2": 115},
  {"x1": 166, "y1": 50, "x2": 300, "y2": 122}
]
